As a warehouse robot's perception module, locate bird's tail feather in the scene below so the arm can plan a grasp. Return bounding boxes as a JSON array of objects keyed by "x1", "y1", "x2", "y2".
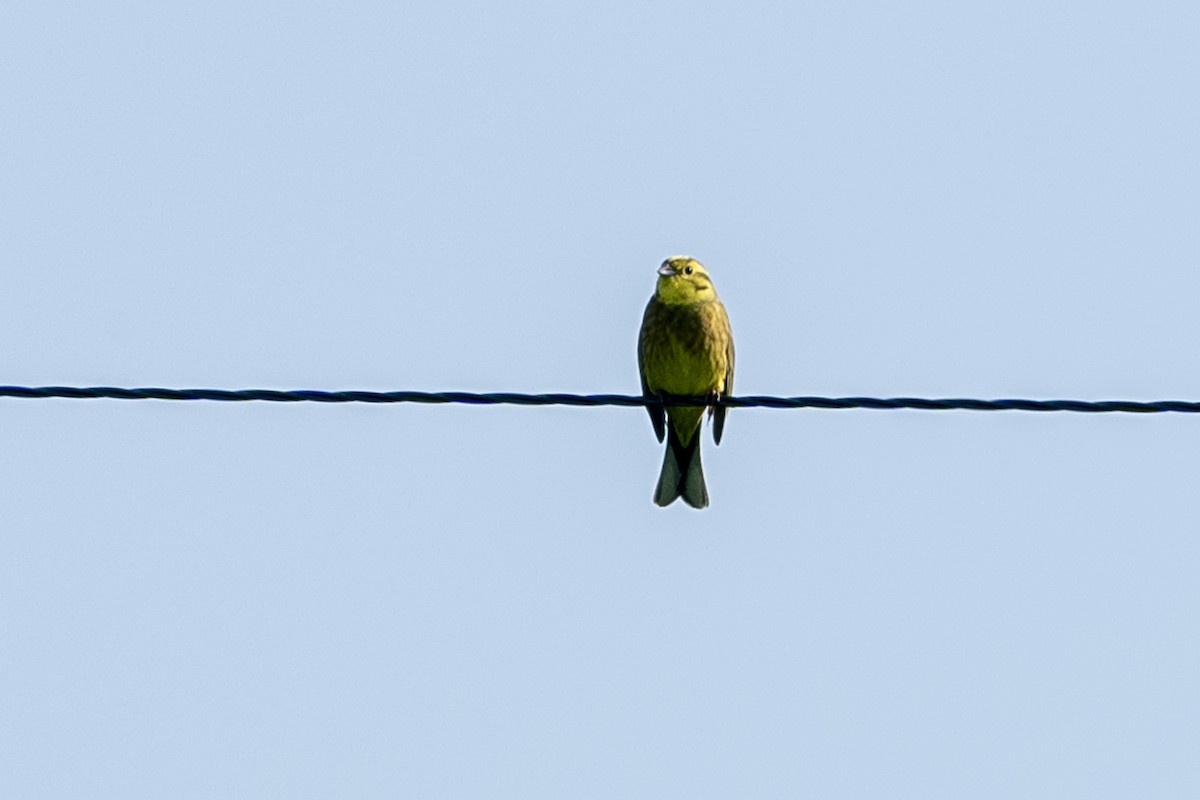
[{"x1": 654, "y1": 428, "x2": 708, "y2": 509}]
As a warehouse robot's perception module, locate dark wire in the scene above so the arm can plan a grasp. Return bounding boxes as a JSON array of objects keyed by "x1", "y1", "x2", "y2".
[{"x1": 2, "y1": 386, "x2": 1199, "y2": 413}]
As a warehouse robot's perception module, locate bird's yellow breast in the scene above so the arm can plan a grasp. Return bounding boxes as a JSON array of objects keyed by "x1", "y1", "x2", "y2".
[{"x1": 639, "y1": 297, "x2": 731, "y2": 397}]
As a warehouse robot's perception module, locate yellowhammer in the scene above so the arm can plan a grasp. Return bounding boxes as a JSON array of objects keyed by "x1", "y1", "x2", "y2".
[{"x1": 637, "y1": 256, "x2": 735, "y2": 508}]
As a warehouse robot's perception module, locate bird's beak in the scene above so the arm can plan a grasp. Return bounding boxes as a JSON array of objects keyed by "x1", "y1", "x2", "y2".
[{"x1": 657, "y1": 262, "x2": 677, "y2": 276}]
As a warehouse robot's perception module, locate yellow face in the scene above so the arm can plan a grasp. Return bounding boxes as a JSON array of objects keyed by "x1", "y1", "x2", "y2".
[{"x1": 655, "y1": 256, "x2": 717, "y2": 305}]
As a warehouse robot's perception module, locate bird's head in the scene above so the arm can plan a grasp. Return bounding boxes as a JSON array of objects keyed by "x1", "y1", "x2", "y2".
[{"x1": 655, "y1": 256, "x2": 716, "y2": 305}]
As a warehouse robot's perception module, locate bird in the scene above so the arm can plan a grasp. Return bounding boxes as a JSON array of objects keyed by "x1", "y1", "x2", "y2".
[{"x1": 637, "y1": 256, "x2": 735, "y2": 508}]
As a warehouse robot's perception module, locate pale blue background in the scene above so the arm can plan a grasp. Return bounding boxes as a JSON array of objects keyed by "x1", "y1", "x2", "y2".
[{"x1": 3, "y1": 2, "x2": 1199, "y2": 797}]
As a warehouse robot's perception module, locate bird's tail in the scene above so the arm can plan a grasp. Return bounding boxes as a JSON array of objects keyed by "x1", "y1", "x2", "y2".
[{"x1": 654, "y1": 427, "x2": 708, "y2": 509}]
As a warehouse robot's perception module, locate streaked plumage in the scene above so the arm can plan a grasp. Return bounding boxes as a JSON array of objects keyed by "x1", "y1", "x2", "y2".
[{"x1": 637, "y1": 256, "x2": 735, "y2": 508}]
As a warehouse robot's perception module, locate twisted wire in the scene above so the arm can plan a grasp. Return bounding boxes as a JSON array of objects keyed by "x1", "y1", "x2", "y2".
[{"x1": 1, "y1": 386, "x2": 1199, "y2": 413}]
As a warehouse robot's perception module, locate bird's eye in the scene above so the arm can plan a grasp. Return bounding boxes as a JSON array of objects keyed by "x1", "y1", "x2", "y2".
[{"x1": 684, "y1": 266, "x2": 693, "y2": 275}]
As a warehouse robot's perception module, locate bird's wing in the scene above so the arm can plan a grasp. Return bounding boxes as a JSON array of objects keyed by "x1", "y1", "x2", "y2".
[
  {"x1": 638, "y1": 311, "x2": 667, "y2": 444},
  {"x1": 713, "y1": 307, "x2": 735, "y2": 446}
]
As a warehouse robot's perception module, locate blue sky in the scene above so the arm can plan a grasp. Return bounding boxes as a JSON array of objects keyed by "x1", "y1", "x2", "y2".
[{"x1": 3, "y1": 3, "x2": 1199, "y2": 797}]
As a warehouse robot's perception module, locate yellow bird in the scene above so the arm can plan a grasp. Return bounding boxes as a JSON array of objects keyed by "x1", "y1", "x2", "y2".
[{"x1": 637, "y1": 256, "x2": 735, "y2": 508}]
